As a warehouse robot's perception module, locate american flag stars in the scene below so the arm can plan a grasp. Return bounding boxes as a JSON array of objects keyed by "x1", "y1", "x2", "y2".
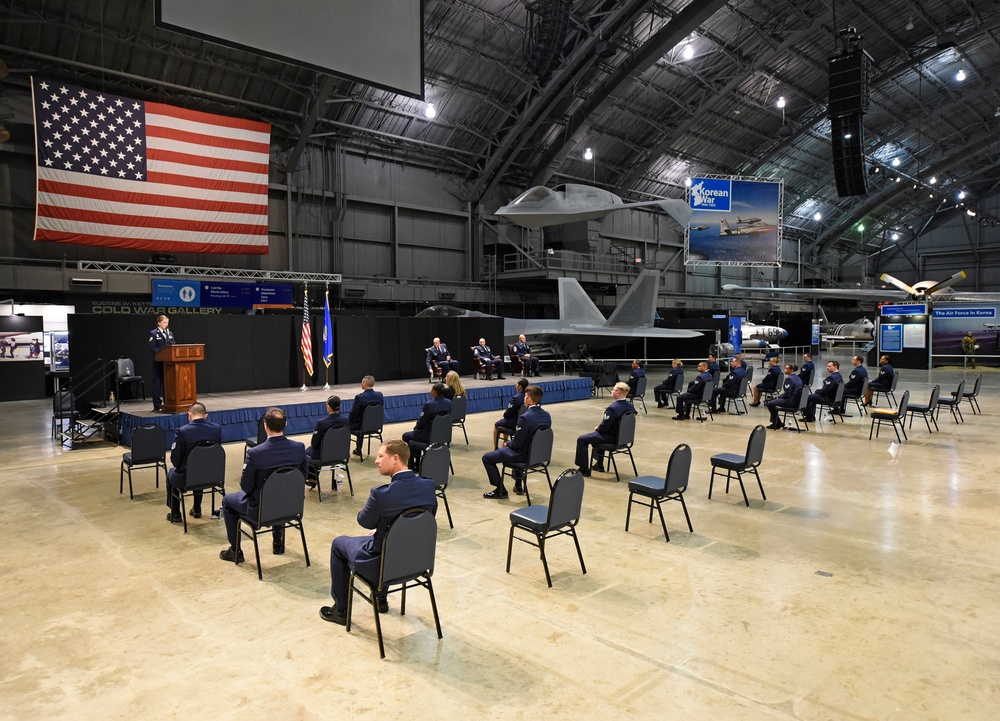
[{"x1": 34, "y1": 80, "x2": 147, "y2": 180}]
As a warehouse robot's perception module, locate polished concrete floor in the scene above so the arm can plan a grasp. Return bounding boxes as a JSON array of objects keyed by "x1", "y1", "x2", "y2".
[{"x1": 2, "y1": 359, "x2": 997, "y2": 720}]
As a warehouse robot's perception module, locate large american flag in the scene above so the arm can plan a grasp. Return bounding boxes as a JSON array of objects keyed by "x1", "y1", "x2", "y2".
[
  {"x1": 31, "y1": 77, "x2": 271, "y2": 255},
  {"x1": 301, "y1": 289, "x2": 314, "y2": 377}
]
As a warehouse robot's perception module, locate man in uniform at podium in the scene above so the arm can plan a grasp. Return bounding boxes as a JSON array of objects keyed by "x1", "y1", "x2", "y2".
[{"x1": 148, "y1": 314, "x2": 175, "y2": 412}]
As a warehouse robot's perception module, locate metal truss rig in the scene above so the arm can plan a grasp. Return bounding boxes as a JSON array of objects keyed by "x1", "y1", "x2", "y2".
[{"x1": 76, "y1": 261, "x2": 342, "y2": 284}]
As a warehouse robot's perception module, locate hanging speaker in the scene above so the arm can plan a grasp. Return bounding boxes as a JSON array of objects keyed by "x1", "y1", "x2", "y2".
[
  {"x1": 831, "y1": 115, "x2": 868, "y2": 197},
  {"x1": 828, "y1": 50, "x2": 873, "y2": 117}
]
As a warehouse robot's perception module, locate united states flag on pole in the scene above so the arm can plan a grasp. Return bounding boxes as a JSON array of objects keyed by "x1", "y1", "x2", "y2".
[
  {"x1": 31, "y1": 77, "x2": 271, "y2": 255},
  {"x1": 301, "y1": 290, "x2": 314, "y2": 377}
]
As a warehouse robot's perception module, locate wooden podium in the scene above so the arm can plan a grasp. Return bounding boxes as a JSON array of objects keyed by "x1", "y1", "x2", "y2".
[{"x1": 155, "y1": 344, "x2": 204, "y2": 412}]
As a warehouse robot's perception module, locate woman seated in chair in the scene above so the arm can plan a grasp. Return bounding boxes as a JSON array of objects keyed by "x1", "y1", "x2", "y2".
[{"x1": 441, "y1": 371, "x2": 466, "y2": 400}]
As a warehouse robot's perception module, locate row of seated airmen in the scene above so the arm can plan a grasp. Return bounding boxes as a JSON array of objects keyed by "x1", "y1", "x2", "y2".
[
  {"x1": 645, "y1": 352, "x2": 895, "y2": 429},
  {"x1": 425, "y1": 335, "x2": 542, "y2": 381},
  {"x1": 159, "y1": 349, "x2": 898, "y2": 623}
]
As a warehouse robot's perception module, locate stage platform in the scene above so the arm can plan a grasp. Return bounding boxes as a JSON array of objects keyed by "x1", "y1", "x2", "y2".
[{"x1": 118, "y1": 374, "x2": 592, "y2": 446}]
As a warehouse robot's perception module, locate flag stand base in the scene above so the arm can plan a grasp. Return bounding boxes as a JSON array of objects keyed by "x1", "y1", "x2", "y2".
[
  {"x1": 299, "y1": 384, "x2": 307, "y2": 392},
  {"x1": 323, "y1": 383, "x2": 330, "y2": 390}
]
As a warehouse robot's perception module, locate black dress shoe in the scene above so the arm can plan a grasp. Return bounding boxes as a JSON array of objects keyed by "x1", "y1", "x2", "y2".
[
  {"x1": 189, "y1": 508, "x2": 202, "y2": 519},
  {"x1": 483, "y1": 488, "x2": 509, "y2": 499},
  {"x1": 749, "y1": 402, "x2": 761, "y2": 407},
  {"x1": 497, "y1": 375, "x2": 504, "y2": 380},
  {"x1": 766, "y1": 422, "x2": 784, "y2": 430},
  {"x1": 305, "y1": 479, "x2": 317, "y2": 489},
  {"x1": 320, "y1": 606, "x2": 347, "y2": 625},
  {"x1": 219, "y1": 547, "x2": 245, "y2": 564},
  {"x1": 377, "y1": 597, "x2": 389, "y2": 614},
  {"x1": 577, "y1": 468, "x2": 591, "y2": 477},
  {"x1": 166, "y1": 512, "x2": 181, "y2": 524},
  {"x1": 591, "y1": 464, "x2": 606, "y2": 473},
  {"x1": 657, "y1": 402, "x2": 665, "y2": 408},
  {"x1": 672, "y1": 415, "x2": 688, "y2": 421},
  {"x1": 352, "y1": 449, "x2": 362, "y2": 457},
  {"x1": 512, "y1": 482, "x2": 525, "y2": 495}
]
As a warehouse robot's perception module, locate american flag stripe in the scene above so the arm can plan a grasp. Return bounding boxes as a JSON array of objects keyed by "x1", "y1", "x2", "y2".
[
  {"x1": 37, "y1": 178, "x2": 265, "y2": 214},
  {"x1": 32, "y1": 78, "x2": 271, "y2": 255}
]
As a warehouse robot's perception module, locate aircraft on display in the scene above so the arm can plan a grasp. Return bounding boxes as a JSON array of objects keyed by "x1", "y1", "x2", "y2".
[
  {"x1": 415, "y1": 270, "x2": 702, "y2": 356},
  {"x1": 738, "y1": 320, "x2": 787, "y2": 349},
  {"x1": 737, "y1": 216, "x2": 763, "y2": 225},
  {"x1": 723, "y1": 271, "x2": 1000, "y2": 308},
  {"x1": 818, "y1": 307, "x2": 874, "y2": 342},
  {"x1": 720, "y1": 218, "x2": 778, "y2": 236},
  {"x1": 495, "y1": 183, "x2": 693, "y2": 229}
]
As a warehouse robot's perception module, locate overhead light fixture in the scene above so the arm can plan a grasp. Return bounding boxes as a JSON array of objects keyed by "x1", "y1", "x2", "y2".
[
  {"x1": 956, "y1": 69, "x2": 967, "y2": 82},
  {"x1": 892, "y1": 157, "x2": 901, "y2": 167},
  {"x1": 929, "y1": 176, "x2": 938, "y2": 184},
  {"x1": 776, "y1": 96, "x2": 786, "y2": 108},
  {"x1": 905, "y1": 16, "x2": 914, "y2": 31},
  {"x1": 424, "y1": 102, "x2": 437, "y2": 119},
  {"x1": 844, "y1": 132, "x2": 852, "y2": 139},
  {"x1": 895, "y1": 177, "x2": 901, "y2": 182},
  {"x1": 813, "y1": 212, "x2": 822, "y2": 221},
  {"x1": 857, "y1": 224, "x2": 865, "y2": 232},
  {"x1": 583, "y1": 147, "x2": 593, "y2": 160},
  {"x1": 684, "y1": 177, "x2": 692, "y2": 187},
  {"x1": 967, "y1": 209, "x2": 977, "y2": 217},
  {"x1": 929, "y1": 193, "x2": 934, "y2": 199},
  {"x1": 682, "y1": 43, "x2": 694, "y2": 60},
  {"x1": 891, "y1": 232, "x2": 899, "y2": 241},
  {"x1": 958, "y1": 191, "x2": 967, "y2": 200}
]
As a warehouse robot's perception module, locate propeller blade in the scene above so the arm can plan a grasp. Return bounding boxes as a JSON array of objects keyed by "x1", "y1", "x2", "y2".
[
  {"x1": 923, "y1": 270, "x2": 967, "y2": 296},
  {"x1": 879, "y1": 273, "x2": 918, "y2": 296}
]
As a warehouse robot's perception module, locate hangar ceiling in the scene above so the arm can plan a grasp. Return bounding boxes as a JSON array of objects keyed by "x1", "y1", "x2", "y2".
[{"x1": 2, "y1": 0, "x2": 999, "y2": 269}]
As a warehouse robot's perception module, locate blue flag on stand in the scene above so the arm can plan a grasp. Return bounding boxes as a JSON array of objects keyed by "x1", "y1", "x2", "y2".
[{"x1": 323, "y1": 290, "x2": 334, "y2": 368}]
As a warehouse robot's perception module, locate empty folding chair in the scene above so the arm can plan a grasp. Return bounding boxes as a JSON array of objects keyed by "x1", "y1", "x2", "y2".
[
  {"x1": 120, "y1": 424, "x2": 167, "y2": 500},
  {"x1": 936, "y1": 380, "x2": 965, "y2": 424},
  {"x1": 963, "y1": 374, "x2": 983, "y2": 414},
  {"x1": 709, "y1": 424, "x2": 767, "y2": 507},
  {"x1": 905, "y1": 385, "x2": 940, "y2": 434},
  {"x1": 625, "y1": 443, "x2": 693, "y2": 543},
  {"x1": 869, "y1": 390, "x2": 910, "y2": 442}
]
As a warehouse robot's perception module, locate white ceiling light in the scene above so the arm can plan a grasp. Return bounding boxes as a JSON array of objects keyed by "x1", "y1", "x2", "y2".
[
  {"x1": 892, "y1": 157, "x2": 901, "y2": 167},
  {"x1": 682, "y1": 43, "x2": 694, "y2": 60},
  {"x1": 956, "y1": 69, "x2": 967, "y2": 82},
  {"x1": 684, "y1": 177, "x2": 692, "y2": 187},
  {"x1": 424, "y1": 102, "x2": 437, "y2": 119},
  {"x1": 844, "y1": 133, "x2": 852, "y2": 139},
  {"x1": 967, "y1": 209, "x2": 977, "y2": 217},
  {"x1": 776, "y1": 96, "x2": 786, "y2": 109},
  {"x1": 583, "y1": 147, "x2": 593, "y2": 160},
  {"x1": 958, "y1": 191, "x2": 967, "y2": 200},
  {"x1": 929, "y1": 176, "x2": 938, "y2": 184},
  {"x1": 813, "y1": 212, "x2": 822, "y2": 221},
  {"x1": 891, "y1": 232, "x2": 899, "y2": 241}
]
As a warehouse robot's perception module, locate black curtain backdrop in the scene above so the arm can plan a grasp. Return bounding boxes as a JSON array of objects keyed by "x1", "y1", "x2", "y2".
[{"x1": 67, "y1": 313, "x2": 505, "y2": 403}]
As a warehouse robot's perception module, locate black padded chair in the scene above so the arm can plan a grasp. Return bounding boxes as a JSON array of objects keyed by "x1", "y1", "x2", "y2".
[
  {"x1": 507, "y1": 344, "x2": 524, "y2": 377},
  {"x1": 869, "y1": 389, "x2": 910, "y2": 442},
  {"x1": 469, "y1": 347, "x2": 487, "y2": 380},
  {"x1": 236, "y1": 467, "x2": 310, "y2": 581},
  {"x1": 963, "y1": 374, "x2": 983, "y2": 414},
  {"x1": 625, "y1": 443, "x2": 693, "y2": 543},
  {"x1": 692, "y1": 379, "x2": 716, "y2": 422},
  {"x1": 820, "y1": 380, "x2": 846, "y2": 424},
  {"x1": 420, "y1": 443, "x2": 453, "y2": 529},
  {"x1": 451, "y1": 394, "x2": 469, "y2": 445},
  {"x1": 51, "y1": 389, "x2": 81, "y2": 439},
  {"x1": 870, "y1": 372, "x2": 899, "y2": 408},
  {"x1": 347, "y1": 508, "x2": 442, "y2": 659},
  {"x1": 506, "y1": 470, "x2": 587, "y2": 588},
  {"x1": 308, "y1": 425, "x2": 353, "y2": 500},
  {"x1": 408, "y1": 413, "x2": 454, "y2": 473},
  {"x1": 629, "y1": 376, "x2": 648, "y2": 414},
  {"x1": 496, "y1": 401, "x2": 528, "y2": 448},
  {"x1": 592, "y1": 412, "x2": 637, "y2": 482},
  {"x1": 120, "y1": 424, "x2": 167, "y2": 500},
  {"x1": 662, "y1": 372, "x2": 685, "y2": 409},
  {"x1": 709, "y1": 424, "x2": 767, "y2": 507},
  {"x1": 355, "y1": 402, "x2": 384, "y2": 461},
  {"x1": 244, "y1": 415, "x2": 266, "y2": 460},
  {"x1": 726, "y1": 375, "x2": 751, "y2": 415},
  {"x1": 936, "y1": 380, "x2": 965, "y2": 424},
  {"x1": 172, "y1": 441, "x2": 226, "y2": 533},
  {"x1": 115, "y1": 358, "x2": 145, "y2": 402},
  {"x1": 905, "y1": 385, "x2": 940, "y2": 434},
  {"x1": 777, "y1": 387, "x2": 810, "y2": 432},
  {"x1": 501, "y1": 426, "x2": 554, "y2": 505}
]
